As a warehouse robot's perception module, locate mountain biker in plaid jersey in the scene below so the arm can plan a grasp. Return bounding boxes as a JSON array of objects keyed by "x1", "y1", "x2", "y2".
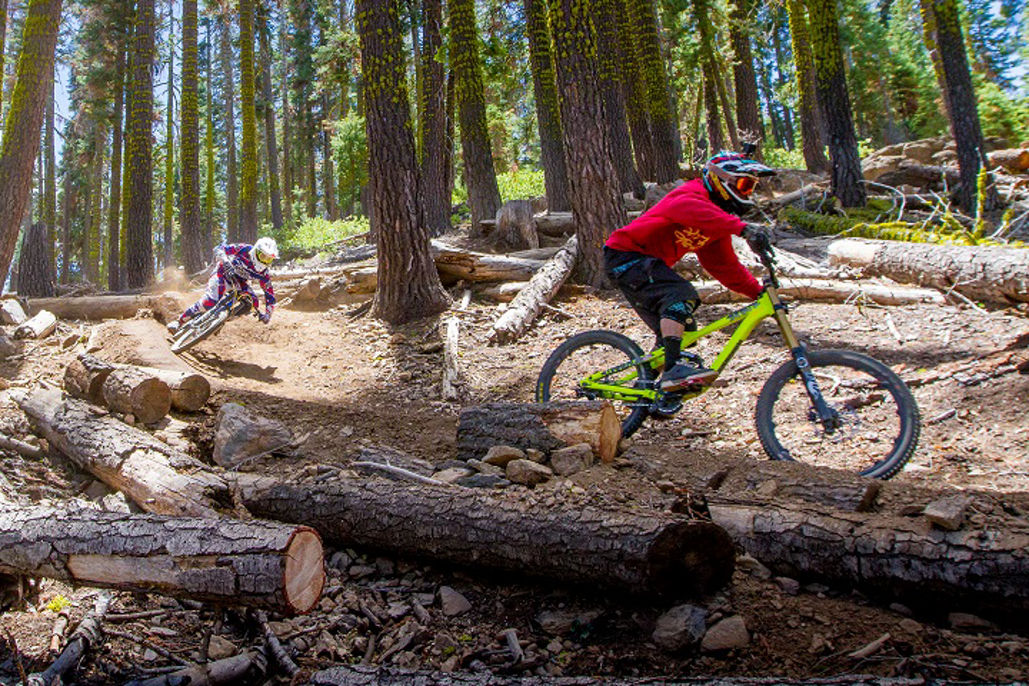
[
  {"x1": 603, "y1": 150, "x2": 775, "y2": 415},
  {"x1": 170, "y1": 237, "x2": 279, "y2": 332}
]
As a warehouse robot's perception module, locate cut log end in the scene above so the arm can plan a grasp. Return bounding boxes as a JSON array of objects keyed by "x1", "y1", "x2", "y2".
[
  {"x1": 168, "y1": 374, "x2": 211, "y2": 412},
  {"x1": 648, "y1": 521, "x2": 736, "y2": 597},
  {"x1": 130, "y1": 379, "x2": 173, "y2": 424},
  {"x1": 284, "y1": 528, "x2": 326, "y2": 614}
]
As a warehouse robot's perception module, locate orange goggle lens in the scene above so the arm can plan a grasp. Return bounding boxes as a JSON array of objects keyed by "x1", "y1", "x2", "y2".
[
  {"x1": 257, "y1": 251, "x2": 273, "y2": 265},
  {"x1": 735, "y1": 176, "x2": 758, "y2": 196}
]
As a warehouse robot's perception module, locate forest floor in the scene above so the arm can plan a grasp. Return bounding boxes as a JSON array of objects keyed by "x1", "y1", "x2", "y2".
[{"x1": 1, "y1": 231, "x2": 1029, "y2": 684}]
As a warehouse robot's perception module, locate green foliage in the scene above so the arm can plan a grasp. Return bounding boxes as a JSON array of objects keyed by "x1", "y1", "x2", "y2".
[
  {"x1": 763, "y1": 146, "x2": 806, "y2": 169},
  {"x1": 975, "y1": 79, "x2": 1029, "y2": 143},
  {"x1": 45, "y1": 595, "x2": 70, "y2": 613},
  {"x1": 273, "y1": 216, "x2": 369, "y2": 253},
  {"x1": 331, "y1": 114, "x2": 369, "y2": 217},
  {"x1": 452, "y1": 169, "x2": 545, "y2": 207}
]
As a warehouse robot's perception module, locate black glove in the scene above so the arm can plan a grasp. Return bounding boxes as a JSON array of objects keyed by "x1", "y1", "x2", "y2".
[
  {"x1": 741, "y1": 224, "x2": 772, "y2": 254},
  {"x1": 258, "y1": 312, "x2": 271, "y2": 324}
]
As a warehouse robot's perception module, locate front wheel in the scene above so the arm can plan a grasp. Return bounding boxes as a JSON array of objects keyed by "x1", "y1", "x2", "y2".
[
  {"x1": 755, "y1": 349, "x2": 920, "y2": 479},
  {"x1": 170, "y1": 308, "x2": 229, "y2": 354},
  {"x1": 536, "y1": 330, "x2": 655, "y2": 438}
]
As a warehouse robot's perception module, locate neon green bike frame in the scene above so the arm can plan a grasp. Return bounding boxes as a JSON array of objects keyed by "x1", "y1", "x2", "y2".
[{"x1": 580, "y1": 285, "x2": 801, "y2": 404}]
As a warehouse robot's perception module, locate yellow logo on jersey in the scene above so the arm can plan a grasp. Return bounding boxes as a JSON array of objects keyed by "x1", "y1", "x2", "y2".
[{"x1": 674, "y1": 226, "x2": 709, "y2": 252}]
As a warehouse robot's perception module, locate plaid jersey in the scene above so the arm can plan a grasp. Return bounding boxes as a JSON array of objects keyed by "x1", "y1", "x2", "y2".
[{"x1": 218, "y1": 243, "x2": 277, "y2": 311}]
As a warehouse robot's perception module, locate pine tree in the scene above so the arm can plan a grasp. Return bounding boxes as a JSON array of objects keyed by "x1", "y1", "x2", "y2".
[
  {"x1": 181, "y1": 0, "x2": 204, "y2": 272},
  {"x1": 628, "y1": 0, "x2": 679, "y2": 182},
  {"x1": 125, "y1": 0, "x2": 156, "y2": 286},
  {"x1": 524, "y1": 0, "x2": 570, "y2": 211},
  {"x1": 419, "y1": 0, "x2": 451, "y2": 234},
  {"x1": 257, "y1": 2, "x2": 283, "y2": 232},
  {"x1": 239, "y1": 0, "x2": 259, "y2": 241},
  {"x1": 729, "y1": 0, "x2": 764, "y2": 152},
  {"x1": 787, "y1": 0, "x2": 829, "y2": 172},
  {"x1": 219, "y1": 10, "x2": 239, "y2": 241}
]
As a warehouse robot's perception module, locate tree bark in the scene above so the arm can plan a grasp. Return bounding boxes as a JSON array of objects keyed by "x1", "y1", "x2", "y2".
[
  {"x1": 24, "y1": 294, "x2": 181, "y2": 321},
  {"x1": 25, "y1": 592, "x2": 112, "y2": 686},
  {"x1": 16, "y1": 387, "x2": 228, "y2": 517},
  {"x1": 220, "y1": 11, "x2": 239, "y2": 241},
  {"x1": 233, "y1": 474, "x2": 735, "y2": 598},
  {"x1": 127, "y1": 650, "x2": 268, "y2": 686},
  {"x1": 238, "y1": 0, "x2": 258, "y2": 242},
  {"x1": 419, "y1": 0, "x2": 451, "y2": 234},
  {"x1": 108, "y1": 41, "x2": 126, "y2": 291},
  {"x1": 0, "y1": 0, "x2": 63, "y2": 289},
  {"x1": 125, "y1": 0, "x2": 156, "y2": 287},
  {"x1": 729, "y1": 0, "x2": 763, "y2": 153},
  {"x1": 431, "y1": 241, "x2": 544, "y2": 282},
  {"x1": 257, "y1": 7, "x2": 283, "y2": 233},
  {"x1": 0, "y1": 505, "x2": 324, "y2": 614},
  {"x1": 449, "y1": 0, "x2": 502, "y2": 232},
  {"x1": 357, "y1": 0, "x2": 450, "y2": 325},
  {"x1": 180, "y1": 0, "x2": 204, "y2": 274},
  {"x1": 524, "y1": 0, "x2": 571, "y2": 211},
  {"x1": 786, "y1": 0, "x2": 829, "y2": 174},
  {"x1": 17, "y1": 221, "x2": 55, "y2": 297},
  {"x1": 826, "y1": 238, "x2": 1029, "y2": 304},
  {"x1": 14, "y1": 310, "x2": 57, "y2": 339},
  {"x1": 102, "y1": 367, "x2": 172, "y2": 424},
  {"x1": 490, "y1": 235, "x2": 577, "y2": 343},
  {"x1": 458, "y1": 400, "x2": 621, "y2": 464},
  {"x1": 595, "y1": 0, "x2": 644, "y2": 198},
  {"x1": 64, "y1": 354, "x2": 118, "y2": 405},
  {"x1": 549, "y1": 0, "x2": 627, "y2": 287},
  {"x1": 807, "y1": 0, "x2": 864, "y2": 206},
  {"x1": 66, "y1": 355, "x2": 211, "y2": 412},
  {"x1": 627, "y1": 0, "x2": 679, "y2": 183}
]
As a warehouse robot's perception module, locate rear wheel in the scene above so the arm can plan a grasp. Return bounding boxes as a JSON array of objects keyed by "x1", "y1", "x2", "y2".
[
  {"x1": 536, "y1": 330, "x2": 655, "y2": 438},
  {"x1": 170, "y1": 308, "x2": 229, "y2": 354},
  {"x1": 755, "y1": 349, "x2": 920, "y2": 479}
]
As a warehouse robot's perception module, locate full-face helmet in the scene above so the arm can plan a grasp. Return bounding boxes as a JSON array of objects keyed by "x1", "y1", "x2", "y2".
[{"x1": 702, "y1": 151, "x2": 776, "y2": 215}]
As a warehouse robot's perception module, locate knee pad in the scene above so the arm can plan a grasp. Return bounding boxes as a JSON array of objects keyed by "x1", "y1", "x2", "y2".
[{"x1": 661, "y1": 299, "x2": 700, "y2": 330}]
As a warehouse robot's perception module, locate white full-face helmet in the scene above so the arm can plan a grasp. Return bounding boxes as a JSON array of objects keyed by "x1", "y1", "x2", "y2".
[{"x1": 250, "y1": 237, "x2": 279, "y2": 271}]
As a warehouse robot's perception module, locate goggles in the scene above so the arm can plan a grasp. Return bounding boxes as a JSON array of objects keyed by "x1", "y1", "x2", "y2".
[
  {"x1": 256, "y1": 250, "x2": 274, "y2": 266},
  {"x1": 734, "y1": 175, "x2": 759, "y2": 197}
]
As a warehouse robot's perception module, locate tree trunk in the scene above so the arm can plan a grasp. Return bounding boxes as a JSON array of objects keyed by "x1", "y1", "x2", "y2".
[
  {"x1": 919, "y1": 0, "x2": 1000, "y2": 214},
  {"x1": 490, "y1": 235, "x2": 577, "y2": 343},
  {"x1": 108, "y1": 42, "x2": 125, "y2": 290},
  {"x1": 163, "y1": 2, "x2": 175, "y2": 271},
  {"x1": 204, "y1": 17, "x2": 216, "y2": 255},
  {"x1": 806, "y1": 0, "x2": 865, "y2": 206},
  {"x1": 628, "y1": 0, "x2": 679, "y2": 183},
  {"x1": 524, "y1": 0, "x2": 571, "y2": 212},
  {"x1": 16, "y1": 388, "x2": 228, "y2": 517},
  {"x1": 257, "y1": 7, "x2": 283, "y2": 233},
  {"x1": 549, "y1": 0, "x2": 626, "y2": 287},
  {"x1": 729, "y1": 0, "x2": 763, "y2": 153},
  {"x1": 786, "y1": 0, "x2": 828, "y2": 173},
  {"x1": 102, "y1": 367, "x2": 172, "y2": 424},
  {"x1": 419, "y1": 0, "x2": 451, "y2": 235},
  {"x1": 826, "y1": 238, "x2": 1029, "y2": 304},
  {"x1": 595, "y1": 0, "x2": 644, "y2": 198},
  {"x1": 44, "y1": 63, "x2": 57, "y2": 278},
  {"x1": 0, "y1": 505, "x2": 324, "y2": 614},
  {"x1": 238, "y1": 0, "x2": 258, "y2": 242},
  {"x1": 449, "y1": 0, "x2": 502, "y2": 232},
  {"x1": 233, "y1": 473, "x2": 735, "y2": 598},
  {"x1": 358, "y1": 0, "x2": 450, "y2": 324},
  {"x1": 457, "y1": 400, "x2": 621, "y2": 464},
  {"x1": 16, "y1": 221, "x2": 55, "y2": 297},
  {"x1": 180, "y1": 0, "x2": 204, "y2": 274},
  {"x1": 220, "y1": 11, "x2": 239, "y2": 242},
  {"x1": 125, "y1": 0, "x2": 156, "y2": 287},
  {"x1": 0, "y1": 0, "x2": 63, "y2": 289}
]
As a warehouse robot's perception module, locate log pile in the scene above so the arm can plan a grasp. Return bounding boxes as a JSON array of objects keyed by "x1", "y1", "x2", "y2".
[{"x1": 64, "y1": 353, "x2": 211, "y2": 414}]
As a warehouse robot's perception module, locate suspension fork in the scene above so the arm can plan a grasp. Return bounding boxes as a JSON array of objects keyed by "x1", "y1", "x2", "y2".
[{"x1": 766, "y1": 286, "x2": 840, "y2": 432}]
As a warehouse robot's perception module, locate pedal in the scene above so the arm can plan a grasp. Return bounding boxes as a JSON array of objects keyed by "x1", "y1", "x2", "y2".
[{"x1": 650, "y1": 392, "x2": 684, "y2": 418}]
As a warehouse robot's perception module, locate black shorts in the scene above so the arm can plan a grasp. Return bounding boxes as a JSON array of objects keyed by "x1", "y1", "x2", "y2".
[{"x1": 604, "y1": 247, "x2": 699, "y2": 335}]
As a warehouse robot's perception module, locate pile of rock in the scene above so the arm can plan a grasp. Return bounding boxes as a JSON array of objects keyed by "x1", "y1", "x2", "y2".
[{"x1": 432, "y1": 442, "x2": 598, "y2": 489}]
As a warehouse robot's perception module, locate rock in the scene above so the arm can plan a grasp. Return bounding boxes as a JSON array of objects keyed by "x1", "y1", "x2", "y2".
[
  {"x1": 348, "y1": 564, "x2": 376, "y2": 579},
  {"x1": 549, "y1": 443, "x2": 594, "y2": 476},
  {"x1": 701, "y1": 615, "x2": 750, "y2": 652},
  {"x1": 897, "y1": 618, "x2": 923, "y2": 634},
  {"x1": 0, "y1": 332, "x2": 17, "y2": 359},
  {"x1": 438, "y1": 586, "x2": 472, "y2": 616},
  {"x1": 0, "y1": 299, "x2": 27, "y2": 325},
  {"x1": 932, "y1": 149, "x2": 958, "y2": 165},
  {"x1": 948, "y1": 612, "x2": 996, "y2": 631},
  {"x1": 142, "y1": 648, "x2": 159, "y2": 662},
  {"x1": 889, "y1": 602, "x2": 912, "y2": 616},
  {"x1": 433, "y1": 467, "x2": 475, "y2": 484},
  {"x1": 466, "y1": 459, "x2": 504, "y2": 476},
  {"x1": 644, "y1": 180, "x2": 684, "y2": 209},
  {"x1": 207, "y1": 635, "x2": 236, "y2": 660},
  {"x1": 212, "y1": 402, "x2": 294, "y2": 468},
  {"x1": 456, "y1": 473, "x2": 510, "y2": 489},
  {"x1": 329, "y1": 550, "x2": 352, "y2": 571},
  {"x1": 735, "y1": 554, "x2": 772, "y2": 580},
  {"x1": 535, "y1": 608, "x2": 603, "y2": 636},
  {"x1": 774, "y1": 577, "x2": 800, "y2": 595},
  {"x1": 861, "y1": 155, "x2": 904, "y2": 182},
  {"x1": 902, "y1": 141, "x2": 935, "y2": 164},
  {"x1": 652, "y1": 604, "x2": 708, "y2": 652},
  {"x1": 923, "y1": 495, "x2": 973, "y2": 531},
  {"x1": 483, "y1": 445, "x2": 525, "y2": 467},
  {"x1": 506, "y1": 459, "x2": 553, "y2": 486},
  {"x1": 525, "y1": 448, "x2": 546, "y2": 463}
]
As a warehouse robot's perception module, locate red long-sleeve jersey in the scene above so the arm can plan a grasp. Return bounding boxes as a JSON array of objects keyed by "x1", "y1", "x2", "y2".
[{"x1": 605, "y1": 179, "x2": 763, "y2": 300}]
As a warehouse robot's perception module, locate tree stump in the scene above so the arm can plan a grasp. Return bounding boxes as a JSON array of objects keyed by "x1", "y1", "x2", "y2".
[
  {"x1": 102, "y1": 367, "x2": 172, "y2": 424},
  {"x1": 16, "y1": 221, "x2": 55, "y2": 297},
  {"x1": 457, "y1": 401, "x2": 621, "y2": 464},
  {"x1": 0, "y1": 505, "x2": 324, "y2": 614},
  {"x1": 488, "y1": 200, "x2": 539, "y2": 252}
]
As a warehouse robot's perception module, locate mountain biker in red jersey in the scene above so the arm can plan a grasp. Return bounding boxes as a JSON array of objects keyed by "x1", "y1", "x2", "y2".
[
  {"x1": 169, "y1": 237, "x2": 279, "y2": 332},
  {"x1": 604, "y1": 150, "x2": 775, "y2": 415}
]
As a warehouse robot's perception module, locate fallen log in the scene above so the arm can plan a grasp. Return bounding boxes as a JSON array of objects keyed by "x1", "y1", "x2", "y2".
[
  {"x1": 826, "y1": 238, "x2": 1029, "y2": 304},
  {"x1": 705, "y1": 496, "x2": 1029, "y2": 621},
  {"x1": 0, "y1": 505, "x2": 324, "y2": 614},
  {"x1": 102, "y1": 366, "x2": 173, "y2": 424},
  {"x1": 442, "y1": 317, "x2": 461, "y2": 401},
  {"x1": 491, "y1": 235, "x2": 578, "y2": 343},
  {"x1": 14, "y1": 309, "x2": 57, "y2": 339},
  {"x1": 124, "y1": 650, "x2": 268, "y2": 686},
  {"x1": 233, "y1": 474, "x2": 735, "y2": 598},
  {"x1": 16, "y1": 387, "x2": 228, "y2": 517},
  {"x1": 64, "y1": 353, "x2": 117, "y2": 404},
  {"x1": 431, "y1": 240, "x2": 544, "y2": 283},
  {"x1": 458, "y1": 401, "x2": 622, "y2": 464},
  {"x1": 67, "y1": 355, "x2": 212, "y2": 412},
  {"x1": 987, "y1": 148, "x2": 1029, "y2": 173},
  {"x1": 690, "y1": 278, "x2": 946, "y2": 306},
  {"x1": 873, "y1": 160, "x2": 961, "y2": 190},
  {"x1": 310, "y1": 665, "x2": 927, "y2": 685},
  {"x1": 26, "y1": 592, "x2": 112, "y2": 686},
  {"x1": 25, "y1": 294, "x2": 182, "y2": 321}
]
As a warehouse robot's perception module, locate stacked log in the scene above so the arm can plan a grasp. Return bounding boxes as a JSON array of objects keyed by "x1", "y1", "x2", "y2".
[
  {"x1": 102, "y1": 367, "x2": 172, "y2": 424},
  {"x1": 0, "y1": 505, "x2": 324, "y2": 614},
  {"x1": 64, "y1": 354, "x2": 211, "y2": 414}
]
